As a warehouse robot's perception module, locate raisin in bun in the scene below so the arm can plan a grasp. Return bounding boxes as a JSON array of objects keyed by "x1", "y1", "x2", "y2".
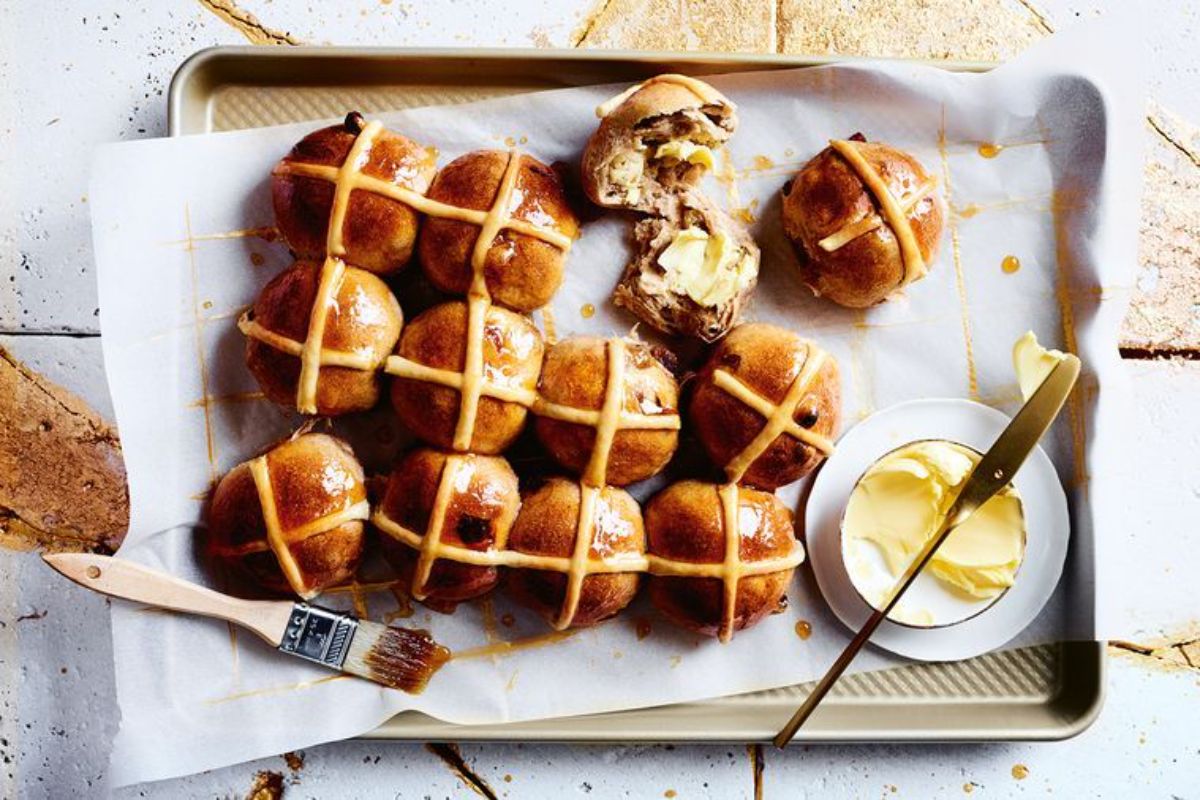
[
  {"x1": 583, "y1": 75, "x2": 736, "y2": 215},
  {"x1": 375, "y1": 448, "x2": 519, "y2": 607},
  {"x1": 241, "y1": 259, "x2": 402, "y2": 416},
  {"x1": 781, "y1": 135, "x2": 943, "y2": 308},
  {"x1": 207, "y1": 433, "x2": 367, "y2": 599},
  {"x1": 417, "y1": 150, "x2": 578, "y2": 312},
  {"x1": 533, "y1": 337, "x2": 679, "y2": 486},
  {"x1": 389, "y1": 301, "x2": 544, "y2": 454},
  {"x1": 505, "y1": 479, "x2": 644, "y2": 629},
  {"x1": 645, "y1": 481, "x2": 802, "y2": 642},
  {"x1": 272, "y1": 112, "x2": 437, "y2": 275}
]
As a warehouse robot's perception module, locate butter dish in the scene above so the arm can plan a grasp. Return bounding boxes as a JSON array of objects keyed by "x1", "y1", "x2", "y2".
[{"x1": 806, "y1": 398, "x2": 1070, "y2": 661}]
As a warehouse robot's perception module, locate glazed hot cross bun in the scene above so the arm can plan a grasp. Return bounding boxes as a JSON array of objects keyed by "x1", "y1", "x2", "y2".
[
  {"x1": 645, "y1": 481, "x2": 803, "y2": 642},
  {"x1": 689, "y1": 322, "x2": 840, "y2": 491},
  {"x1": 533, "y1": 336, "x2": 680, "y2": 487},
  {"x1": 272, "y1": 112, "x2": 438, "y2": 275},
  {"x1": 781, "y1": 134, "x2": 944, "y2": 307},
  {"x1": 418, "y1": 149, "x2": 578, "y2": 312},
  {"x1": 374, "y1": 448, "x2": 520, "y2": 608},
  {"x1": 505, "y1": 478, "x2": 644, "y2": 629},
  {"x1": 207, "y1": 432, "x2": 368, "y2": 599},
  {"x1": 240, "y1": 259, "x2": 402, "y2": 416},
  {"x1": 387, "y1": 300, "x2": 544, "y2": 454}
]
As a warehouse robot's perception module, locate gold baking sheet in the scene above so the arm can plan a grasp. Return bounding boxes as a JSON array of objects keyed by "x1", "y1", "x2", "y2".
[{"x1": 167, "y1": 46, "x2": 1103, "y2": 743}]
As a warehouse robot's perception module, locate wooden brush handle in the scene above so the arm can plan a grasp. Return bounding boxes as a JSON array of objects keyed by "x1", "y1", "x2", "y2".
[{"x1": 43, "y1": 553, "x2": 293, "y2": 646}]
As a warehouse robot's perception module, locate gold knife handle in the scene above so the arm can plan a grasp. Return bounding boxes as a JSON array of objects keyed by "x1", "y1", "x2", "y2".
[{"x1": 42, "y1": 552, "x2": 293, "y2": 646}]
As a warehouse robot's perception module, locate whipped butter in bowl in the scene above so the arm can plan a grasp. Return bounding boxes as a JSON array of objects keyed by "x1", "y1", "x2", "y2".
[{"x1": 840, "y1": 439, "x2": 1027, "y2": 628}]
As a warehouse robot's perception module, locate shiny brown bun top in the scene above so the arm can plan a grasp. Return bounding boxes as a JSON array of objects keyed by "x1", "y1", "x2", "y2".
[
  {"x1": 534, "y1": 337, "x2": 680, "y2": 486},
  {"x1": 376, "y1": 448, "x2": 519, "y2": 607},
  {"x1": 645, "y1": 481, "x2": 798, "y2": 641},
  {"x1": 207, "y1": 433, "x2": 367, "y2": 599},
  {"x1": 244, "y1": 260, "x2": 402, "y2": 416},
  {"x1": 389, "y1": 301, "x2": 544, "y2": 454},
  {"x1": 781, "y1": 136, "x2": 943, "y2": 308},
  {"x1": 689, "y1": 323, "x2": 840, "y2": 491},
  {"x1": 506, "y1": 478, "x2": 644, "y2": 629},
  {"x1": 418, "y1": 150, "x2": 578, "y2": 312},
  {"x1": 272, "y1": 114, "x2": 437, "y2": 275}
]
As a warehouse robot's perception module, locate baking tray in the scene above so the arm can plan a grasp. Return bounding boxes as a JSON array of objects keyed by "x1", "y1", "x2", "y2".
[{"x1": 167, "y1": 47, "x2": 1104, "y2": 743}]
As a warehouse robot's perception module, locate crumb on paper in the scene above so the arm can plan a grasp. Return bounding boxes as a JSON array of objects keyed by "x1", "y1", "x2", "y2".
[{"x1": 245, "y1": 770, "x2": 284, "y2": 800}]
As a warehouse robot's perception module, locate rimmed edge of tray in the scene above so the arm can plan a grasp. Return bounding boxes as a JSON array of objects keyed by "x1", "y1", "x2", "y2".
[{"x1": 166, "y1": 45, "x2": 1105, "y2": 743}]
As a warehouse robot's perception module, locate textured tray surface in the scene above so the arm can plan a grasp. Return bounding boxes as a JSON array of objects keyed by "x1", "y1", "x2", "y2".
[{"x1": 170, "y1": 48, "x2": 1102, "y2": 739}]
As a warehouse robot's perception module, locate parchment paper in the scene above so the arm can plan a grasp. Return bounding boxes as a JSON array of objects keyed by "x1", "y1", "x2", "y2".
[{"x1": 90, "y1": 17, "x2": 1141, "y2": 786}]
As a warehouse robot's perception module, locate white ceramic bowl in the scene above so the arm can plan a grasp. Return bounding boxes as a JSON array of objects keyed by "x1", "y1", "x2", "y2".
[
  {"x1": 806, "y1": 398, "x2": 1069, "y2": 662},
  {"x1": 839, "y1": 438, "x2": 1028, "y2": 630}
]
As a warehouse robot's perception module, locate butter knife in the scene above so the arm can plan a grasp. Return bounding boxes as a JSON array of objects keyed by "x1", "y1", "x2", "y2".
[{"x1": 774, "y1": 354, "x2": 1081, "y2": 747}]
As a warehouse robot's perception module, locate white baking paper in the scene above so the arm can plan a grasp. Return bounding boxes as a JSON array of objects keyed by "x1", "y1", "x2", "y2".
[{"x1": 90, "y1": 16, "x2": 1141, "y2": 786}]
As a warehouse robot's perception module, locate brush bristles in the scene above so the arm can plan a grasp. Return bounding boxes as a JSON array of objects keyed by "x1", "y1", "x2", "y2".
[{"x1": 343, "y1": 621, "x2": 450, "y2": 693}]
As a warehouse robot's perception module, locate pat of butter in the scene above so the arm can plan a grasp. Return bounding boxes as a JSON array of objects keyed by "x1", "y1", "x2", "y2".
[
  {"x1": 844, "y1": 440, "x2": 1025, "y2": 600},
  {"x1": 1013, "y1": 331, "x2": 1067, "y2": 400},
  {"x1": 608, "y1": 151, "x2": 645, "y2": 204},
  {"x1": 654, "y1": 140, "x2": 715, "y2": 169},
  {"x1": 657, "y1": 226, "x2": 756, "y2": 307}
]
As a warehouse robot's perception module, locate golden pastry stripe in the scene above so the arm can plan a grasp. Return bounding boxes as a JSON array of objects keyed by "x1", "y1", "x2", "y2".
[
  {"x1": 453, "y1": 151, "x2": 526, "y2": 450},
  {"x1": 586, "y1": 339, "x2": 626, "y2": 486},
  {"x1": 409, "y1": 453, "x2": 464, "y2": 600},
  {"x1": 717, "y1": 483, "x2": 742, "y2": 643},
  {"x1": 247, "y1": 456, "x2": 306, "y2": 598},
  {"x1": 234, "y1": 456, "x2": 370, "y2": 598},
  {"x1": 555, "y1": 484, "x2": 601, "y2": 629},
  {"x1": 374, "y1": 511, "x2": 803, "y2": 578},
  {"x1": 828, "y1": 139, "x2": 927, "y2": 286},
  {"x1": 237, "y1": 313, "x2": 378, "y2": 371},
  {"x1": 818, "y1": 177, "x2": 937, "y2": 253},
  {"x1": 596, "y1": 74, "x2": 728, "y2": 118},
  {"x1": 714, "y1": 346, "x2": 834, "y2": 484},
  {"x1": 294, "y1": 257, "x2": 346, "y2": 413}
]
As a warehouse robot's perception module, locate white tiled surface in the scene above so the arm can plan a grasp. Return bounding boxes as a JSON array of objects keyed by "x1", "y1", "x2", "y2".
[{"x1": 2, "y1": 1, "x2": 1198, "y2": 797}]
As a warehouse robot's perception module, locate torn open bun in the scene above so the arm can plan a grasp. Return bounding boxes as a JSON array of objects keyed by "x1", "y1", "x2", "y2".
[
  {"x1": 583, "y1": 75, "x2": 737, "y2": 216},
  {"x1": 614, "y1": 196, "x2": 759, "y2": 343}
]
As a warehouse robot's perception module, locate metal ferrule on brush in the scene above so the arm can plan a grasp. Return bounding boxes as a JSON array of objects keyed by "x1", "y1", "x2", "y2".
[{"x1": 278, "y1": 603, "x2": 359, "y2": 669}]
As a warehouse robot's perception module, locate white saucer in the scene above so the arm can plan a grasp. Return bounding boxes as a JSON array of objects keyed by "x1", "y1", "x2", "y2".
[{"x1": 806, "y1": 399, "x2": 1070, "y2": 662}]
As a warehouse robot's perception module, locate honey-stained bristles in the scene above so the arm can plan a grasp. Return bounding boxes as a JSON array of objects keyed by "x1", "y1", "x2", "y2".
[{"x1": 342, "y1": 619, "x2": 450, "y2": 694}]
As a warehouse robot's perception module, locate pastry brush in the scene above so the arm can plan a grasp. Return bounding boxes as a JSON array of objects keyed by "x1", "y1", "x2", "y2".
[{"x1": 43, "y1": 552, "x2": 450, "y2": 693}]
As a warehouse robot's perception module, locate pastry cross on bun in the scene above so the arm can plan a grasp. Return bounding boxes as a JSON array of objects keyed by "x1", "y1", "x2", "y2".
[
  {"x1": 781, "y1": 133, "x2": 944, "y2": 307},
  {"x1": 533, "y1": 336, "x2": 680, "y2": 487},
  {"x1": 645, "y1": 481, "x2": 803, "y2": 642},
  {"x1": 387, "y1": 300, "x2": 544, "y2": 454},
  {"x1": 506, "y1": 478, "x2": 645, "y2": 629},
  {"x1": 689, "y1": 322, "x2": 840, "y2": 491},
  {"x1": 272, "y1": 112, "x2": 438, "y2": 275},
  {"x1": 240, "y1": 259, "x2": 403, "y2": 416},
  {"x1": 207, "y1": 432, "x2": 368, "y2": 599},
  {"x1": 615, "y1": 196, "x2": 760, "y2": 343},
  {"x1": 374, "y1": 449, "x2": 520, "y2": 608},
  {"x1": 583, "y1": 74, "x2": 737, "y2": 215},
  {"x1": 418, "y1": 150, "x2": 578, "y2": 312}
]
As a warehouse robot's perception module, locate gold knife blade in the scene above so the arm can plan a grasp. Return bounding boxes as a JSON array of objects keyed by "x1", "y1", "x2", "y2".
[{"x1": 773, "y1": 353, "x2": 1081, "y2": 748}]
